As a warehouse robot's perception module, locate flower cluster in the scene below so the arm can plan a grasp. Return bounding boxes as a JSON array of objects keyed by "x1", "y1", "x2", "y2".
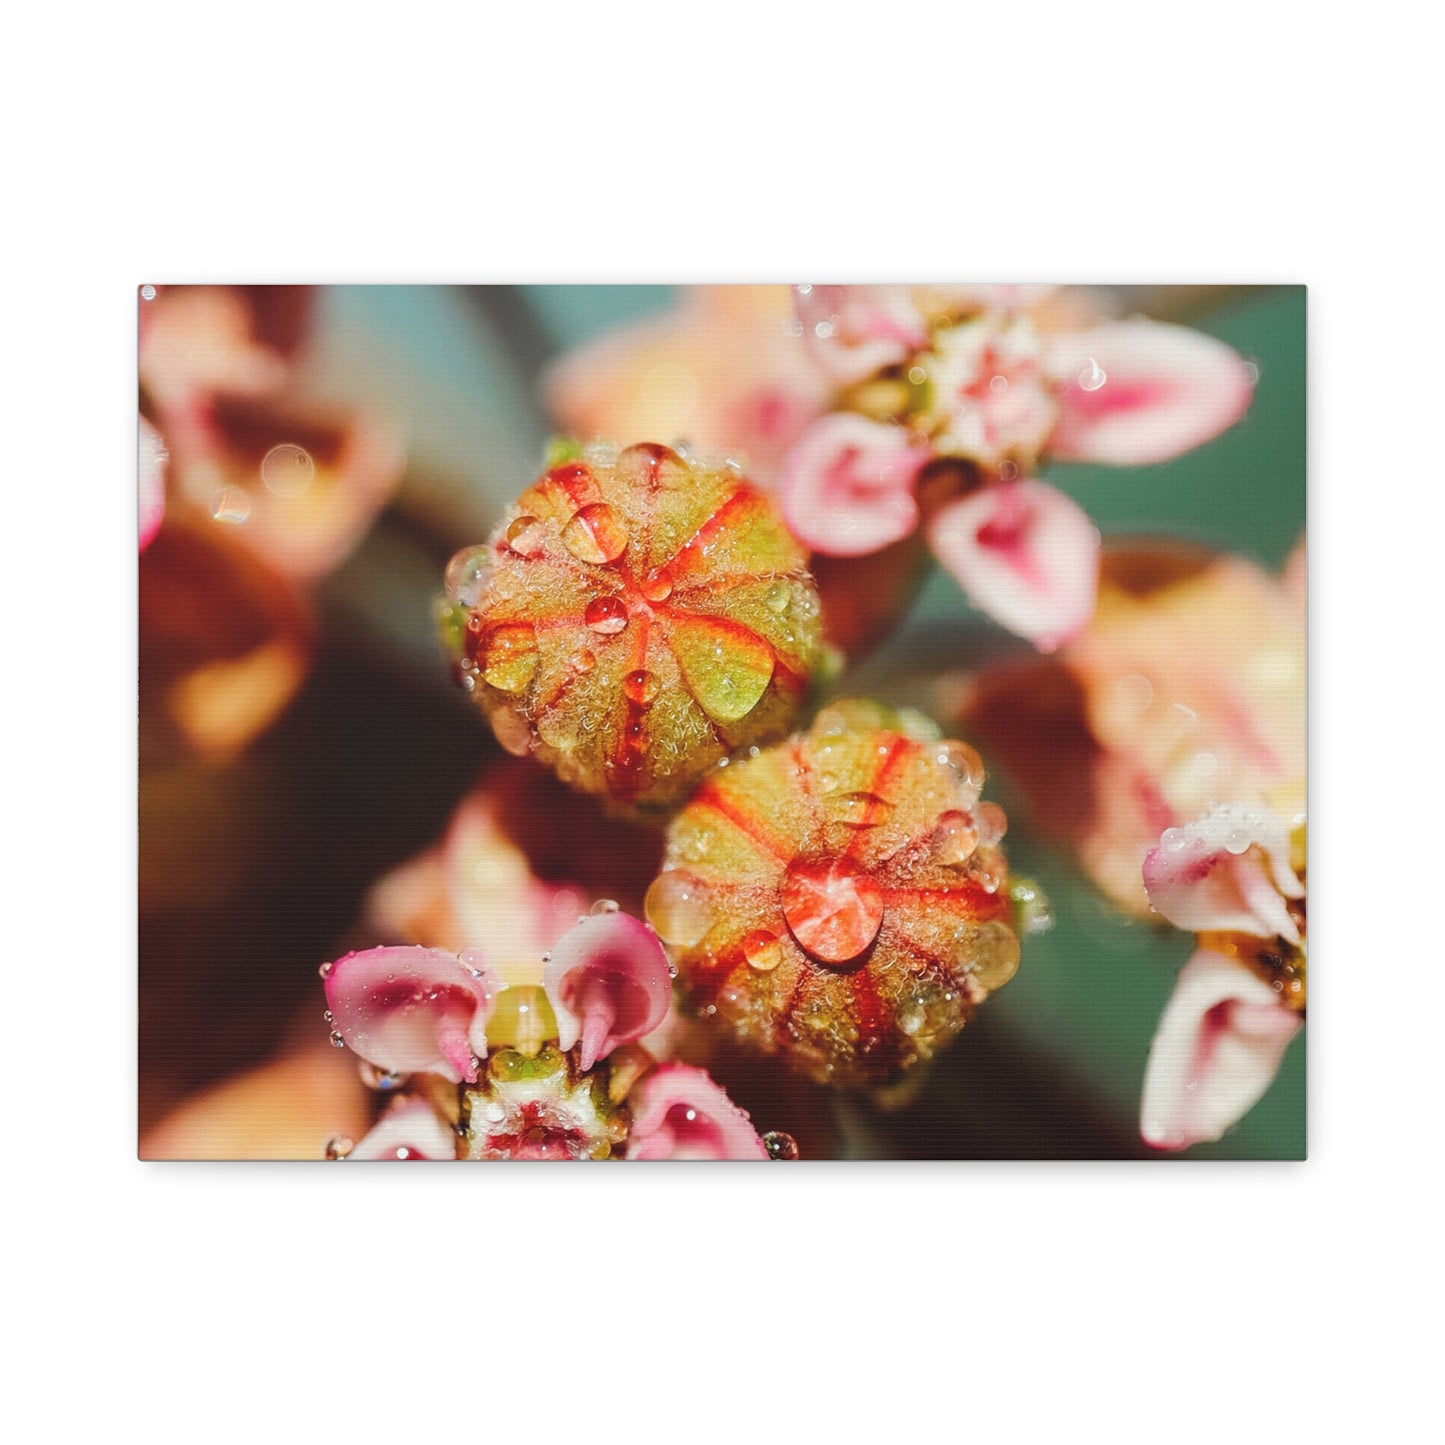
[
  {"x1": 779, "y1": 285, "x2": 1255, "y2": 651},
  {"x1": 322, "y1": 909, "x2": 777, "y2": 1161}
]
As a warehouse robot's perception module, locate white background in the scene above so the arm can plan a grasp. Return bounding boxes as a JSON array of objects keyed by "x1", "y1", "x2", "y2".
[{"x1": 5, "y1": 4, "x2": 1434, "y2": 1440}]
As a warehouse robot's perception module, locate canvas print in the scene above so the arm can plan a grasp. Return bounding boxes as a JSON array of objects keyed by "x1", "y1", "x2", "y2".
[{"x1": 138, "y1": 284, "x2": 1305, "y2": 1161}]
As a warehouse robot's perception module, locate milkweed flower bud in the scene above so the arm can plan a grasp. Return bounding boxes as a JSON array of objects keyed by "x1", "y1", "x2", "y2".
[
  {"x1": 440, "y1": 443, "x2": 825, "y2": 816},
  {"x1": 647, "y1": 700, "x2": 1026, "y2": 1085}
]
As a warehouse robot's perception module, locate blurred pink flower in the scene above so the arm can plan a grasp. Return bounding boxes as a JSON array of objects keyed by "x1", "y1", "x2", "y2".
[
  {"x1": 544, "y1": 285, "x2": 827, "y2": 485},
  {"x1": 1139, "y1": 805, "x2": 1305, "y2": 1150},
  {"x1": 138, "y1": 286, "x2": 405, "y2": 762},
  {"x1": 781, "y1": 286, "x2": 1255, "y2": 650},
  {"x1": 962, "y1": 541, "x2": 1305, "y2": 917}
]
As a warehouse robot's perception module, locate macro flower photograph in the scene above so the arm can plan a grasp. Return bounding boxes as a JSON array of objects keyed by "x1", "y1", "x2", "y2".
[{"x1": 137, "y1": 283, "x2": 1305, "y2": 1162}]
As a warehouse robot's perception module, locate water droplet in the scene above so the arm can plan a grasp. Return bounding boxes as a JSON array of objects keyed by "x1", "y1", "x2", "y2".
[
  {"x1": 210, "y1": 485, "x2": 251, "y2": 524},
  {"x1": 644, "y1": 870, "x2": 714, "y2": 946},
  {"x1": 260, "y1": 443, "x2": 315, "y2": 497},
  {"x1": 741, "y1": 929, "x2": 783, "y2": 972},
  {"x1": 562, "y1": 502, "x2": 629, "y2": 564},
  {"x1": 140, "y1": 284, "x2": 157, "y2": 301},
  {"x1": 329, "y1": 1030, "x2": 346, "y2": 1049},
  {"x1": 570, "y1": 648, "x2": 596, "y2": 674},
  {"x1": 590, "y1": 898, "x2": 621, "y2": 915},
  {"x1": 932, "y1": 810, "x2": 980, "y2": 865},
  {"x1": 480, "y1": 623, "x2": 539, "y2": 692},
  {"x1": 763, "y1": 1131, "x2": 799, "y2": 1160},
  {"x1": 490, "y1": 705, "x2": 534, "y2": 756},
  {"x1": 444, "y1": 546, "x2": 493, "y2": 606},
  {"x1": 324, "y1": 1134, "x2": 354, "y2": 1160},
  {"x1": 824, "y1": 791, "x2": 894, "y2": 828},
  {"x1": 907, "y1": 364, "x2": 927, "y2": 385},
  {"x1": 781, "y1": 856, "x2": 884, "y2": 964},
  {"x1": 584, "y1": 595, "x2": 629, "y2": 635},
  {"x1": 934, "y1": 740, "x2": 986, "y2": 804},
  {"x1": 998, "y1": 459, "x2": 1020, "y2": 481},
  {"x1": 952, "y1": 919, "x2": 1020, "y2": 990},
  {"x1": 322, "y1": 1009, "x2": 334, "y2": 1025},
  {"x1": 640, "y1": 566, "x2": 673, "y2": 602},
  {"x1": 622, "y1": 668, "x2": 660, "y2": 706},
  {"x1": 765, "y1": 580, "x2": 792, "y2": 614},
  {"x1": 974, "y1": 801, "x2": 1007, "y2": 846},
  {"x1": 989, "y1": 374, "x2": 1009, "y2": 393},
  {"x1": 1114, "y1": 673, "x2": 1154, "y2": 714},
  {"x1": 814, "y1": 319, "x2": 835, "y2": 339},
  {"x1": 505, "y1": 514, "x2": 546, "y2": 558},
  {"x1": 317, "y1": 960, "x2": 332, "y2": 979},
  {"x1": 1078, "y1": 356, "x2": 1107, "y2": 392}
]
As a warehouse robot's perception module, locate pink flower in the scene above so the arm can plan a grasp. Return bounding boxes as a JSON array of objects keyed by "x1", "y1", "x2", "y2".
[
  {"x1": 543, "y1": 285, "x2": 828, "y2": 486},
  {"x1": 1139, "y1": 805, "x2": 1306, "y2": 1151},
  {"x1": 962, "y1": 541, "x2": 1306, "y2": 917},
  {"x1": 780, "y1": 287, "x2": 1254, "y2": 650},
  {"x1": 322, "y1": 910, "x2": 775, "y2": 1161}
]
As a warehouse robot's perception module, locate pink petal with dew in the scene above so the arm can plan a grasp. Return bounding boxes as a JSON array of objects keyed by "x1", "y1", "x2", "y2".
[
  {"x1": 926, "y1": 478, "x2": 1099, "y2": 651},
  {"x1": 139, "y1": 416, "x2": 169, "y2": 552},
  {"x1": 626, "y1": 1064, "x2": 769, "y2": 1160},
  {"x1": 348, "y1": 1096, "x2": 459, "y2": 1161},
  {"x1": 324, "y1": 945, "x2": 501, "y2": 1084},
  {"x1": 1143, "y1": 804, "x2": 1304, "y2": 943},
  {"x1": 1140, "y1": 948, "x2": 1302, "y2": 1150},
  {"x1": 794, "y1": 284, "x2": 928, "y2": 384},
  {"x1": 1046, "y1": 319, "x2": 1254, "y2": 466},
  {"x1": 543, "y1": 912, "x2": 672, "y2": 1071},
  {"x1": 779, "y1": 414, "x2": 929, "y2": 556}
]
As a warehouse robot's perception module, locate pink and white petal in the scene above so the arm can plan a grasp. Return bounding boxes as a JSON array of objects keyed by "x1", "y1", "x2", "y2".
[
  {"x1": 347, "y1": 1096, "x2": 459, "y2": 1160},
  {"x1": 926, "y1": 479, "x2": 1099, "y2": 651},
  {"x1": 138, "y1": 416, "x2": 169, "y2": 552},
  {"x1": 324, "y1": 945, "x2": 501, "y2": 1084},
  {"x1": 1140, "y1": 949, "x2": 1302, "y2": 1150},
  {"x1": 1144, "y1": 804, "x2": 1304, "y2": 943},
  {"x1": 795, "y1": 285, "x2": 929, "y2": 384},
  {"x1": 625, "y1": 1063, "x2": 769, "y2": 1160},
  {"x1": 543, "y1": 912, "x2": 672, "y2": 1071},
  {"x1": 1046, "y1": 319, "x2": 1254, "y2": 466},
  {"x1": 779, "y1": 414, "x2": 929, "y2": 556}
]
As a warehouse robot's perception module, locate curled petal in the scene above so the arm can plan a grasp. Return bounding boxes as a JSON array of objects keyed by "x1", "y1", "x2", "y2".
[
  {"x1": 795, "y1": 284, "x2": 928, "y2": 384},
  {"x1": 1046, "y1": 319, "x2": 1254, "y2": 465},
  {"x1": 324, "y1": 946, "x2": 500, "y2": 1084},
  {"x1": 779, "y1": 414, "x2": 929, "y2": 556},
  {"x1": 626, "y1": 1063, "x2": 769, "y2": 1160},
  {"x1": 927, "y1": 478, "x2": 1099, "y2": 651},
  {"x1": 1144, "y1": 805, "x2": 1304, "y2": 943},
  {"x1": 1141, "y1": 949, "x2": 1302, "y2": 1150},
  {"x1": 139, "y1": 416, "x2": 168, "y2": 552},
  {"x1": 543, "y1": 912, "x2": 672, "y2": 1070},
  {"x1": 348, "y1": 1096, "x2": 459, "y2": 1161}
]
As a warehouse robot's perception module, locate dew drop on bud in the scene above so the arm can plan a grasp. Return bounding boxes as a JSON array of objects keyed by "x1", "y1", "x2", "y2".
[
  {"x1": 645, "y1": 870, "x2": 715, "y2": 946},
  {"x1": 444, "y1": 546, "x2": 493, "y2": 606},
  {"x1": 561, "y1": 502, "x2": 629, "y2": 564},
  {"x1": 324, "y1": 1134, "x2": 354, "y2": 1160},
  {"x1": 932, "y1": 810, "x2": 980, "y2": 866},
  {"x1": 640, "y1": 566, "x2": 673, "y2": 602},
  {"x1": 329, "y1": 1030, "x2": 347, "y2": 1049},
  {"x1": 763, "y1": 1131, "x2": 799, "y2": 1160},
  {"x1": 359, "y1": 1062, "x2": 407, "y2": 1091},
  {"x1": 935, "y1": 740, "x2": 986, "y2": 804},
  {"x1": 765, "y1": 580, "x2": 792, "y2": 614},
  {"x1": 584, "y1": 595, "x2": 629, "y2": 635},
  {"x1": 622, "y1": 668, "x2": 660, "y2": 706},
  {"x1": 322, "y1": 1009, "x2": 334, "y2": 1025},
  {"x1": 590, "y1": 898, "x2": 621, "y2": 915},
  {"x1": 974, "y1": 800, "x2": 1007, "y2": 846},
  {"x1": 742, "y1": 929, "x2": 782, "y2": 972},
  {"x1": 317, "y1": 960, "x2": 332, "y2": 979},
  {"x1": 505, "y1": 514, "x2": 546, "y2": 558}
]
